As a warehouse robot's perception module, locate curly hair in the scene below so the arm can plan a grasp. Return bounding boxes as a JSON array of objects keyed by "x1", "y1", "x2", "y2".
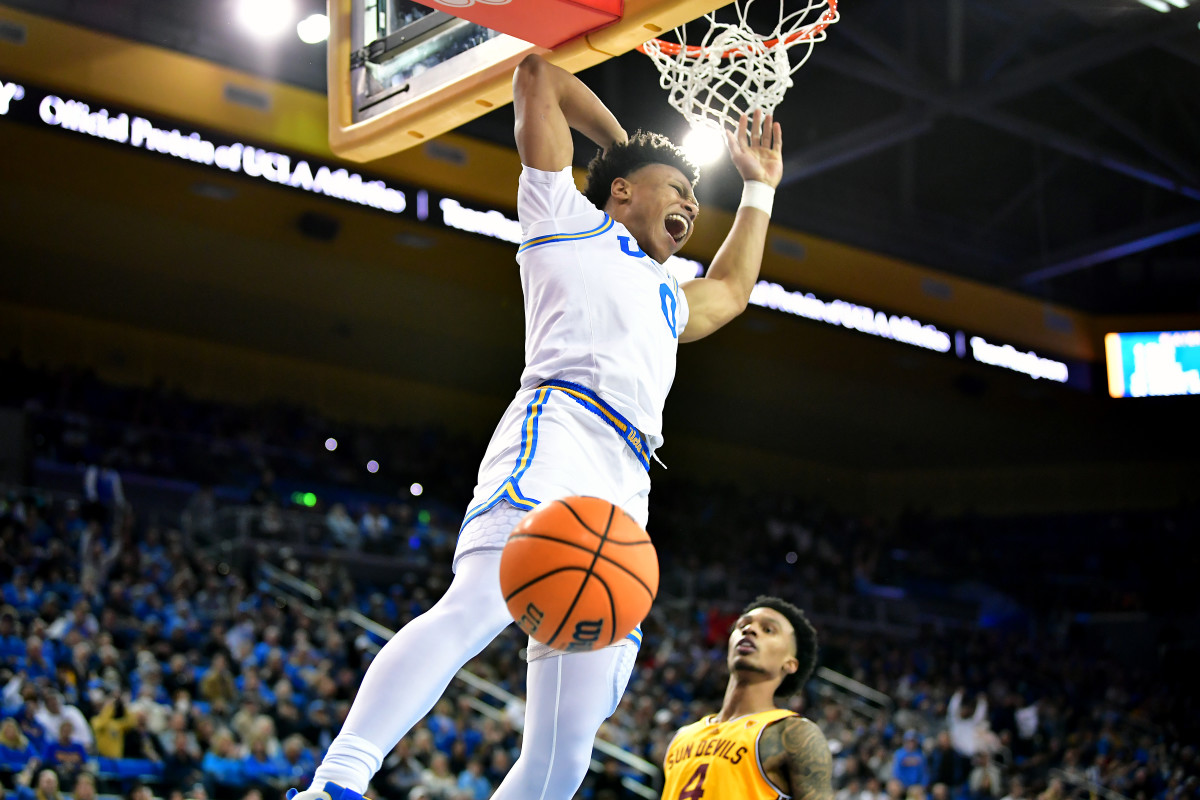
[
  {"x1": 740, "y1": 595, "x2": 819, "y2": 697},
  {"x1": 582, "y1": 131, "x2": 700, "y2": 210}
]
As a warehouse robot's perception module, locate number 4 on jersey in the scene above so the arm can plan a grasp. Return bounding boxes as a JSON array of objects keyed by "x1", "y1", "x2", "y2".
[{"x1": 678, "y1": 763, "x2": 709, "y2": 800}]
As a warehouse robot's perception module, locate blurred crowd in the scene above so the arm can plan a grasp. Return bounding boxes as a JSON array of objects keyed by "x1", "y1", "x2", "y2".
[{"x1": 1, "y1": 358, "x2": 1197, "y2": 800}]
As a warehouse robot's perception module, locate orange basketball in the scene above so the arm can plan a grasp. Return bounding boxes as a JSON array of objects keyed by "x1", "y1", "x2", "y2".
[{"x1": 499, "y1": 496, "x2": 658, "y2": 652}]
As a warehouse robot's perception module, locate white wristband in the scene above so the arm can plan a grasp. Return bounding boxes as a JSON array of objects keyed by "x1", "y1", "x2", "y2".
[{"x1": 739, "y1": 180, "x2": 775, "y2": 216}]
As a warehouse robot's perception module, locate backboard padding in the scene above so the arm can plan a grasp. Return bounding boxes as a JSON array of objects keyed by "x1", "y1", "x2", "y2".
[{"x1": 327, "y1": 0, "x2": 731, "y2": 162}]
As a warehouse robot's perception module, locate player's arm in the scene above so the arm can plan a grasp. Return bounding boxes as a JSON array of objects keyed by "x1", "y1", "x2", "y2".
[
  {"x1": 512, "y1": 54, "x2": 628, "y2": 171},
  {"x1": 679, "y1": 110, "x2": 782, "y2": 342},
  {"x1": 760, "y1": 717, "x2": 834, "y2": 800}
]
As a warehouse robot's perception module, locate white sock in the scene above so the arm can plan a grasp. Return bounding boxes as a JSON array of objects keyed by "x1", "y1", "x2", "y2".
[
  {"x1": 310, "y1": 551, "x2": 513, "y2": 793},
  {"x1": 491, "y1": 643, "x2": 635, "y2": 800}
]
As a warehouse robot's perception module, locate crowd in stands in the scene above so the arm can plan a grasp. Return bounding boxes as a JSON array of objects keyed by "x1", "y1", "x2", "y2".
[{"x1": 2, "y1": 357, "x2": 1197, "y2": 800}]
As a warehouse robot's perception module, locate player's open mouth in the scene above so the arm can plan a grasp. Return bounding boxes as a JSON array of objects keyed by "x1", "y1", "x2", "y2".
[
  {"x1": 665, "y1": 213, "x2": 691, "y2": 243},
  {"x1": 735, "y1": 637, "x2": 756, "y2": 654}
]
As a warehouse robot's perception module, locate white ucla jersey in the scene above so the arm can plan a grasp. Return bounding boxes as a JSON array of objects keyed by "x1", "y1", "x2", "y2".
[{"x1": 515, "y1": 165, "x2": 689, "y2": 450}]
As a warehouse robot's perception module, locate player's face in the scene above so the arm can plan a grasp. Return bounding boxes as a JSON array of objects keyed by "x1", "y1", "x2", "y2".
[
  {"x1": 727, "y1": 607, "x2": 798, "y2": 687},
  {"x1": 617, "y1": 163, "x2": 698, "y2": 263}
]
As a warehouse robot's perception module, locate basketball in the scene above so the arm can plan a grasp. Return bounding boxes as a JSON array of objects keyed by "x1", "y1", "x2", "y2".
[{"x1": 499, "y1": 496, "x2": 659, "y2": 652}]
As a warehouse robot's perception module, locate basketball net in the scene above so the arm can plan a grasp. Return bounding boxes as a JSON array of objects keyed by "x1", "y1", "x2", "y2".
[{"x1": 639, "y1": 0, "x2": 839, "y2": 133}]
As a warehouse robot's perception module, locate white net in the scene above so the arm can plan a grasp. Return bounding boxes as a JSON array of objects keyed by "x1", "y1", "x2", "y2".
[{"x1": 640, "y1": 0, "x2": 839, "y2": 133}]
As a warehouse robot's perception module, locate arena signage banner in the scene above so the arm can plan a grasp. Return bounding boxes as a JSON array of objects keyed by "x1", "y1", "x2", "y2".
[{"x1": 1, "y1": 74, "x2": 1081, "y2": 388}]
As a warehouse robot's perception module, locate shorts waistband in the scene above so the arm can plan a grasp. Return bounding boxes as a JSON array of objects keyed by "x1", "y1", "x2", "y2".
[{"x1": 540, "y1": 380, "x2": 651, "y2": 471}]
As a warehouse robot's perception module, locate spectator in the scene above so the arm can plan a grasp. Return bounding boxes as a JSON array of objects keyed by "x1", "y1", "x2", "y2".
[
  {"x1": 199, "y1": 654, "x2": 238, "y2": 714},
  {"x1": 966, "y1": 754, "x2": 1002, "y2": 800},
  {"x1": 13, "y1": 768, "x2": 64, "y2": 800},
  {"x1": 929, "y1": 730, "x2": 964, "y2": 789},
  {"x1": 18, "y1": 636, "x2": 56, "y2": 683},
  {"x1": 163, "y1": 730, "x2": 204, "y2": 790},
  {"x1": 586, "y1": 758, "x2": 633, "y2": 800},
  {"x1": 0, "y1": 716, "x2": 40, "y2": 773},
  {"x1": 277, "y1": 735, "x2": 315, "y2": 787},
  {"x1": 893, "y1": 730, "x2": 930, "y2": 789},
  {"x1": 378, "y1": 739, "x2": 425, "y2": 799},
  {"x1": 862, "y1": 776, "x2": 889, "y2": 800},
  {"x1": 1, "y1": 571, "x2": 39, "y2": 619},
  {"x1": 417, "y1": 752, "x2": 457, "y2": 800},
  {"x1": 1000, "y1": 776, "x2": 1027, "y2": 800},
  {"x1": 71, "y1": 772, "x2": 99, "y2": 800},
  {"x1": 1, "y1": 606, "x2": 24, "y2": 660},
  {"x1": 41, "y1": 721, "x2": 89, "y2": 785},
  {"x1": 82, "y1": 452, "x2": 125, "y2": 529},
  {"x1": 455, "y1": 757, "x2": 490, "y2": 800},
  {"x1": 91, "y1": 695, "x2": 135, "y2": 758},
  {"x1": 34, "y1": 691, "x2": 92, "y2": 751},
  {"x1": 164, "y1": 654, "x2": 198, "y2": 698},
  {"x1": 325, "y1": 505, "x2": 359, "y2": 551},
  {"x1": 129, "y1": 683, "x2": 172, "y2": 733},
  {"x1": 359, "y1": 504, "x2": 391, "y2": 551},
  {"x1": 241, "y1": 738, "x2": 285, "y2": 791},
  {"x1": 201, "y1": 730, "x2": 245, "y2": 800},
  {"x1": 123, "y1": 709, "x2": 164, "y2": 763},
  {"x1": 948, "y1": 691, "x2": 991, "y2": 762},
  {"x1": 13, "y1": 700, "x2": 48, "y2": 750},
  {"x1": 46, "y1": 600, "x2": 99, "y2": 643},
  {"x1": 838, "y1": 778, "x2": 864, "y2": 800}
]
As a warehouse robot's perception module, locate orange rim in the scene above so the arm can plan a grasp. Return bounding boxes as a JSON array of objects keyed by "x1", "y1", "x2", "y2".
[{"x1": 637, "y1": 0, "x2": 837, "y2": 60}]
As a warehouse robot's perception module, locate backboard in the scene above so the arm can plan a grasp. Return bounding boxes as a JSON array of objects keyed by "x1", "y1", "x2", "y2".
[{"x1": 328, "y1": 0, "x2": 731, "y2": 162}]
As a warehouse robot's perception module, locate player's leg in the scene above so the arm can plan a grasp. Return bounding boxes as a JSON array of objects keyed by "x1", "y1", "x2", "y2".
[
  {"x1": 491, "y1": 638, "x2": 638, "y2": 800},
  {"x1": 299, "y1": 546, "x2": 514, "y2": 795}
]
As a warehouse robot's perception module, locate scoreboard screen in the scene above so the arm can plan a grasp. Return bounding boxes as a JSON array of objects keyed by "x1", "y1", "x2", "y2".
[{"x1": 1104, "y1": 331, "x2": 1200, "y2": 398}]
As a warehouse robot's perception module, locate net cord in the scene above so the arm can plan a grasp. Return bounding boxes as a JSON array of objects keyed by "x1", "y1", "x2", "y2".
[{"x1": 638, "y1": 0, "x2": 839, "y2": 132}]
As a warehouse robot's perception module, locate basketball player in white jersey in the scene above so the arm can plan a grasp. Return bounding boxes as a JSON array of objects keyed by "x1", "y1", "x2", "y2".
[{"x1": 288, "y1": 53, "x2": 783, "y2": 800}]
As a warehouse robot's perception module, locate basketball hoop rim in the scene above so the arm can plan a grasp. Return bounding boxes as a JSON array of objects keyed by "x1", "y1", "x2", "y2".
[{"x1": 637, "y1": 0, "x2": 837, "y2": 61}]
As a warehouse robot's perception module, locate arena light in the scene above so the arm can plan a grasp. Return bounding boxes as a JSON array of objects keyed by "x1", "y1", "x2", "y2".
[
  {"x1": 235, "y1": 0, "x2": 296, "y2": 39},
  {"x1": 681, "y1": 124, "x2": 726, "y2": 166},
  {"x1": 296, "y1": 13, "x2": 329, "y2": 44},
  {"x1": 1135, "y1": 0, "x2": 1171, "y2": 11},
  {"x1": 366, "y1": 460, "x2": 380, "y2": 473},
  {"x1": 324, "y1": 437, "x2": 337, "y2": 451},
  {"x1": 410, "y1": 482, "x2": 424, "y2": 497}
]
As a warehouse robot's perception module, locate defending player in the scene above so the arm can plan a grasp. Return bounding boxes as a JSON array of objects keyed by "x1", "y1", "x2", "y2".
[
  {"x1": 288, "y1": 53, "x2": 783, "y2": 800},
  {"x1": 661, "y1": 597, "x2": 832, "y2": 800}
]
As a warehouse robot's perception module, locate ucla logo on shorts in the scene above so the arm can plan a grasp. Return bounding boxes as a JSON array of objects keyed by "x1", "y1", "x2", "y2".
[
  {"x1": 618, "y1": 235, "x2": 647, "y2": 258},
  {"x1": 659, "y1": 283, "x2": 678, "y2": 337}
]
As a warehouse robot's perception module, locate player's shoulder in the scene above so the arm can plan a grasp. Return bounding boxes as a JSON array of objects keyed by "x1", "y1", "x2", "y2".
[
  {"x1": 517, "y1": 163, "x2": 603, "y2": 229},
  {"x1": 762, "y1": 712, "x2": 819, "y2": 737},
  {"x1": 759, "y1": 713, "x2": 830, "y2": 758}
]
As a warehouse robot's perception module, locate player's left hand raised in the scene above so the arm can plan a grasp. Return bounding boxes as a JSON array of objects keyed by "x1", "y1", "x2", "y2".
[{"x1": 725, "y1": 110, "x2": 783, "y2": 188}]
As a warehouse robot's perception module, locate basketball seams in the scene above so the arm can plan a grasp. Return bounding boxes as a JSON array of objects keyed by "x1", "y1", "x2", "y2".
[
  {"x1": 553, "y1": 498, "x2": 605, "y2": 539},
  {"x1": 507, "y1": 533, "x2": 656, "y2": 598},
  {"x1": 502, "y1": 565, "x2": 595, "y2": 602},
  {"x1": 600, "y1": 502, "x2": 617, "y2": 646},
  {"x1": 544, "y1": 500, "x2": 615, "y2": 646}
]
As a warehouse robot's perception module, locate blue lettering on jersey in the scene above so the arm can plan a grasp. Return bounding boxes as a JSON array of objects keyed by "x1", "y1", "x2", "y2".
[
  {"x1": 618, "y1": 235, "x2": 647, "y2": 258},
  {"x1": 660, "y1": 283, "x2": 678, "y2": 337}
]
